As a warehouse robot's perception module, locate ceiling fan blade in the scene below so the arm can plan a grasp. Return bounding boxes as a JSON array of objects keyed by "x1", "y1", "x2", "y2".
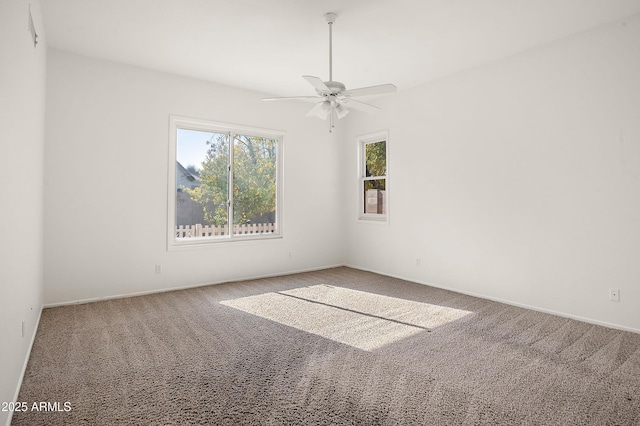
[
  {"x1": 342, "y1": 83, "x2": 397, "y2": 98},
  {"x1": 263, "y1": 95, "x2": 321, "y2": 103},
  {"x1": 340, "y1": 98, "x2": 380, "y2": 114},
  {"x1": 303, "y1": 75, "x2": 330, "y2": 92}
]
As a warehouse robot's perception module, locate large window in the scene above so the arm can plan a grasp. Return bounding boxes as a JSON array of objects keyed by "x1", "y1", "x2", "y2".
[
  {"x1": 359, "y1": 131, "x2": 388, "y2": 221},
  {"x1": 168, "y1": 116, "x2": 282, "y2": 248}
]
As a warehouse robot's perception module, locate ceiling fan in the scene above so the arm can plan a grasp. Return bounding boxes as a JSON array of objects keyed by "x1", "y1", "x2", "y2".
[{"x1": 263, "y1": 12, "x2": 397, "y2": 132}]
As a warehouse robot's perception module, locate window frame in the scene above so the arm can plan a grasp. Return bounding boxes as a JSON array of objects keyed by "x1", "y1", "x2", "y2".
[
  {"x1": 167, "y1": 115, "x2": 283, "y2": 250},
  {"x1": 358, "y1": 130, "x2": 389, "y2": 223}
]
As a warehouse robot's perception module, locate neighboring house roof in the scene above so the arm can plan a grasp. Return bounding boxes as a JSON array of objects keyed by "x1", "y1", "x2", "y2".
[{"x1": 176, "y1": 161, "x2": 201, "y2": 191}]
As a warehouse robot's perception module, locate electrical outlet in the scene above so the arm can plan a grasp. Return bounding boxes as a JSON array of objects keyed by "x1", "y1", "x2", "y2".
[
  {"x1": 288, "y1": 252, "x2": 292, "y2": 259},
  {"x1": 22, "y1": 320, "x2": 25, "y2": 338},
  {"x1": 155, "y1": 264, "x2": 162, "y2": 274},
  {"x1": 609, "y1": 289, "x2": 620, "y2": 302},
  {"x1": 416, "y1": 258, "x2": 421, "y2": 266}
]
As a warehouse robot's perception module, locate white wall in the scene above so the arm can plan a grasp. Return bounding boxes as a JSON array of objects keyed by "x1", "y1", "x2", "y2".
[
  {"x1": 342, "y1": 14, "x2": 640, "y2": 332},
  {"x1": 44, "y1": 49, "x2": 344, "y2": 305},
  {"x1": 0, "y1": 0, "x2": 46, "y2": 424}
]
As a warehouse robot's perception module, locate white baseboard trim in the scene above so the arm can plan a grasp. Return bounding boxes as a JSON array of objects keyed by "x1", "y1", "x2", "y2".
[
  {"x1": 43, "y1": 263, "x2": 347, "y2": 308},
  {"x1": 7, "y1": 306, "x2": 43, "y2": 426},
  {"x1": 345, "y1": 264, "x2": 640, "y2": 335},
  {"x1": 40, "y1": 261, "x2": 638, "y2": 333}
]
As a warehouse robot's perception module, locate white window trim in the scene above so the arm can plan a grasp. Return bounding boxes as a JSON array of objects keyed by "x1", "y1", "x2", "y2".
[
  {"x1": 167, "y1": 115, "x2": 284, "y2": 250},
  {"x1": 358, "y1": 130, "x2": 389, "y2": 223}
]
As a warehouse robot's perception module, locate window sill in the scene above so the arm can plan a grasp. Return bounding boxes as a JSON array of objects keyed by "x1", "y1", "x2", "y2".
[
  {"x1": 168, "y1": 233, "x2": 283, "y2": 251},
  {"x1": 358, "y1": 215, "x2": 389, "y2": 224}
]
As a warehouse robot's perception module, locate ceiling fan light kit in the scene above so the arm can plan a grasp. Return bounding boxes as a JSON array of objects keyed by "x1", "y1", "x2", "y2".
[{"x1": 263, "y1": 12, "x2": 397, "y2": 132}]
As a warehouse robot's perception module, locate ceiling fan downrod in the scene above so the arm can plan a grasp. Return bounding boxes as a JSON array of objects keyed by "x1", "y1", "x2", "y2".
[
  {"x1": 325, "y1": 12, "x2": 338, "y2": 132},
  {"x1": 325, "y1": 12, "x2": 337, "y2": 84}
]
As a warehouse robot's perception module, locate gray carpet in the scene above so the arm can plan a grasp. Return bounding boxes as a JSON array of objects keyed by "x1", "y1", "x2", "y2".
[{"x1": 13, "y1": 267, "x2": 640, "y2": 425}]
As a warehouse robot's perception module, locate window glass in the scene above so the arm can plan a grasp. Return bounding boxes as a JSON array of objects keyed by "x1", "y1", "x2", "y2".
[
  {"x1": 232, "y1": 134, "x2": 278, "y2": 235},
  {"x1": 365, "y1": 141, "x2": 386, "y2": 177},
  {"x1": 364, "y1": 179, "x2": 386, "y2": 215},
  {"x1": 176, "y1": 130, "x2": 229, "y2": 238}
]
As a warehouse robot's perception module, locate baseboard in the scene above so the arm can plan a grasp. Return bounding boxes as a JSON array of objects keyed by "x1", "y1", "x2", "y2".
[
  {"x1": 345, "y1": 264, "x2": 640, "y2": 335},
  {"x1": 6, "y1": 306, "x2": 43, "y2": 426},
  {"x1": 43, "y1": 262, "x2": 640, "y2": 334},
  {"x1": 43, "y1": 263, "x2": 347, "y2": 308}
]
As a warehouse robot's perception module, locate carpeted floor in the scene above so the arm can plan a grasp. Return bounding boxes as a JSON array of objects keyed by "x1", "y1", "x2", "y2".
[{"x1": 13, "y1": 267, "x2": 640, "y2": 425}]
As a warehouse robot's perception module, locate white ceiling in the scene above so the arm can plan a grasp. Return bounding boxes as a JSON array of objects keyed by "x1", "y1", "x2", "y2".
[{"x1": 41, "y1": 0, "x2": 640, "y2": 97}]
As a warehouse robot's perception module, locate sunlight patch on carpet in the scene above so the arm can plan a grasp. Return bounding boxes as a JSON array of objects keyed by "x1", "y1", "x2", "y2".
[{"x1": 221, "y1": 284, "x2": 472, "y2": 351}]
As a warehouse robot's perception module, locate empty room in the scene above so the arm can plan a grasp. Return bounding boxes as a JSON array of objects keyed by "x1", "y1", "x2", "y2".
[{"x1": 1, "y1": 0, "x2": 639, "y2": 424}]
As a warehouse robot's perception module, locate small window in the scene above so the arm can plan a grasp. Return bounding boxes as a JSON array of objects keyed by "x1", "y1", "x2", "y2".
[
  {"x1": 168, "y1": 116, "x2": 282, "y2": 248},
  {"x1": 359, "y1": 131, "x2": 388, "y2": 221}
]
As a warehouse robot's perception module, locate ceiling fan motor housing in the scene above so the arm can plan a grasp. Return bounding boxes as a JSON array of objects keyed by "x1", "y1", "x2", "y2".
[{"x1": 320, "y1": 81, "x2": 346, "y2": 96}]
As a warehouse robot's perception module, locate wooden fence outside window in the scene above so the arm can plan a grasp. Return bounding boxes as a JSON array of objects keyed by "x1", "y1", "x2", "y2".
[{"x1": 176, "y1": 223, "x2": 276, "y2": 238}]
